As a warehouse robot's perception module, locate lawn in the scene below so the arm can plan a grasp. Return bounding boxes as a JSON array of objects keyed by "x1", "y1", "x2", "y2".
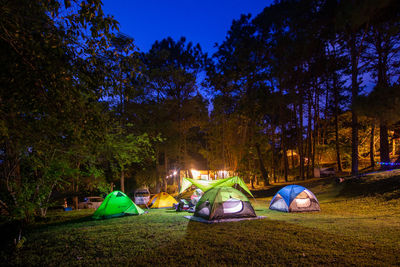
[{"x1": 1, "y1": 172, "x2": 400, "y2": 266}]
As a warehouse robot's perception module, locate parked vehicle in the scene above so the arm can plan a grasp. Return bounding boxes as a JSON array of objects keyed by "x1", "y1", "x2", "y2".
[
  {"x1": 134, "y1": 188, "x2": 150, "y2": 205},
  {"x1": 78, "y1": 197, "x2": 104, "y2": 209},
  {"x1": 314, "y1": 167, "x2": 336, "y2": 178}
]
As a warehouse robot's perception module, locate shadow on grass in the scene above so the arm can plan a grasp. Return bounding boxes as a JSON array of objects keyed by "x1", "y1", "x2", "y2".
[
  {"x1": 164, "y1": 210, "x2": 179, "y2": 213},
  {"x1": 339, "y1": 175, "x2": 400, "y2": 200},
  {"x1": 134, "y1": 214, "x2": 400, "y2": 266},
  {"x1": 32, "y1": 215, "x2": 94, "y2": 230},
  {"x1": 250, "y1": 186, "x2": 281, "y2": 198},
  {"x1": 0, "y1": 213, "x2": 94, "y2": 254}
]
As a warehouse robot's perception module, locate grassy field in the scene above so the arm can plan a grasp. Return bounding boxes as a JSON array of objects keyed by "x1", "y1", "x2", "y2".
[{"x1": 1, "y1": 171, "x2": 400, "y2": 266}]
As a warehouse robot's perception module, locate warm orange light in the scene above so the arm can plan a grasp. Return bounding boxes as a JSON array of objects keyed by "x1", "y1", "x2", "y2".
[{"x1": 191, "y1": 169, "x2": 200, "y2": 178}]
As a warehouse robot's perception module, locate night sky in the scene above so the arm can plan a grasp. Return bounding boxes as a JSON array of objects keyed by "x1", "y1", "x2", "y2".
[{"x1": 102, "y1": 0, "x2": 273, "y2": 55}]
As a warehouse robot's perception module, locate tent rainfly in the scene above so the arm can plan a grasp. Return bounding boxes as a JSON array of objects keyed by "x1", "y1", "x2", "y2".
[{"x1": 179, "y1": 176, "x2": 254, "y2": 197}]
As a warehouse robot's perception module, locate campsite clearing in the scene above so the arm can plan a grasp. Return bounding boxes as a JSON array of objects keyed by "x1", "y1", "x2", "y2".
[{"x1": 1, "y1": 173, "x2": 400, "y2": 266}]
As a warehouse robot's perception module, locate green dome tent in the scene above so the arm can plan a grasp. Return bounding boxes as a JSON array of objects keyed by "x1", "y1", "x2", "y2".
[
  {"x1": 194, "y1": 187, "x2": 257, "y2": 221},
  {"x1": 92, "y1": 191, "x2": 145, "y2": 219}
]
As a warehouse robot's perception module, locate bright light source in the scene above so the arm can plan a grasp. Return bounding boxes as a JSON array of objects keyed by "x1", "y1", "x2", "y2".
[
  {"x1": 191, "y1": 169, "x2": 200, "y2": 178},
  {"x1": 173, "y1": 171, "x2": 177, "y2": 175},
  {"x1": 200, "y1": 174, "x2": 209, "y2": 180}
]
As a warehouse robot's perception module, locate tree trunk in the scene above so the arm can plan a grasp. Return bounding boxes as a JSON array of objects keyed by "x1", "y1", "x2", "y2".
[
  {"x1": 296, "y1": 100, "x2": 305, "y2": 180},
  {"x1": 183, "y1": 127, "x2": 188, "y2": 173},
  {"x1": 73, "y1": 162, "x2": 80, "y2": 210},
  {"x1": 4, "y1": 138, "x2": 21, "y2": 209},
  {"x1": 177, "y1": 171, "x2": 181, "y2": 193},
  {"x1": 350, "y1": 33, "x2": 359, "y2": 177},
  {"x1": 393, "y1": 138, "x2": 396, "y2": 156},
  {"x1": 375, "y1": 29, "x2": 390, "y2": 168},
  {"x1": 334, "y1": 78, "x2": 342, "y2": 172},
  {"x1": 163, "y1": 150, "x2": 168, "y2": 192},
  {"x1": 312, "y1": 86, "x2": 319, "y2": 176},
  {"x1": 222, "y1": 115, "x2": 226, "y2": 171},
  {"x1": 291, "y1": 149, "x2": 295, "y2": 169},
  {"x1": 300, "y1": 101, "x2": 305, "y2": 180},
  {"x1": 370, "y1": 123, "x2": 375, "y2": 168},
  {"x1": 351, "y1": 102, "x2": 359, "y2": 176},
  {"x1": 120, "y1": 170, "x2": 125, "y2": 193},
  {"x1": 380, "y1": 121, "x2": 390, "y2": 168},
  {"x1": 281, "y1": 128, "x2": 289, "y2": 183},
  {"x1": 271, "y1": 141, "x2": 277, "y2": 183},
  {"x1": 255, "y1": 143, "x2": 269, "y2": 185},
  {"x1": 306, "y1": 94, "x2": 312, "y2": 179},
  {"x1": 72, "y1": 195, "x2": 78, "y2": 210}
]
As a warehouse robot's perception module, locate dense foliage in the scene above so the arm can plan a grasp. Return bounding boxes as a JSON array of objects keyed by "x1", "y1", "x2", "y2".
[
  {"x1": 205, "y1": 0, "x2": 400, "y2": 183},
  {"x1": 0, "y1": 0, "x2": 160, "y2": 239}
]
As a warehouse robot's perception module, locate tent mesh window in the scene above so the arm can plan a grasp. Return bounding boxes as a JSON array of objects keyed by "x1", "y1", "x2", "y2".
[
  {"x1": 270, "y1": 194, "x2": 288, "y2": 211},
  {"x1": 294, "y1": 191, "x2": 311, "y2": 208},
  {"x1": 197, "y1": 201, "x2": 211, "y2": 217},
  {"x1": 270, "y1": 185, "x2": 321, "y2": 212},
  {"x1": 222, "y1": 198, "x2": 243, "y2": 214},
  {"x1": 289, "y1": 190, "x2": 320, "y2": 212}
]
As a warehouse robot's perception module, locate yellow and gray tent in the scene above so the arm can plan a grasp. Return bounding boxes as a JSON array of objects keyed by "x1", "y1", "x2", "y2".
[
  {"x1": 179, "y1": 176, "x2": 254, "y2": 198},
  {"x1": 147, "y1": 192, "x2": 178, "y2": 208}
]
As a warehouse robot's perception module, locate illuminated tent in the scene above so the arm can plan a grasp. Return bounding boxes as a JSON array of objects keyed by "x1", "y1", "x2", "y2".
[
  {"x1": 92, "y1": 191, "x2": 145, "y2": 219},
  {"x1": 269, "y1": 185, "x2": 320, "y2": 212},
  {"x1": 194, "y1": 187, "x2": 257, "y2": 220},
  {"x1": 180, "y1": 176, "x2": 254, "y2": 197},
  {"x1": 147, "y1": 192, "x2": 178, "y2": 208}
]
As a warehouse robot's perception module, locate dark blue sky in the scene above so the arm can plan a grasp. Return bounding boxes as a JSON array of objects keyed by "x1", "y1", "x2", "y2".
[{"x1": 102, "y1": 0, "x2": 273, "y2": 55}]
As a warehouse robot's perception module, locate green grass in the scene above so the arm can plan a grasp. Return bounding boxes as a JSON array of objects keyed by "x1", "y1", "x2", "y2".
[{"x1": 2, "y1": 172, "x2": 400, "y2": 266}]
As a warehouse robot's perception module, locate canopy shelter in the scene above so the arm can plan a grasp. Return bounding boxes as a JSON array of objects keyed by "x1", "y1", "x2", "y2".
[
  {"x1": 179, "y1": 176, "x2": 254, "y2": 197},
  {"x1": 92, "y1": 191, "x2": 145, "y2": 219},
  {"x1": 269, "y1": 185, "x2": 320, "y2": 212}
]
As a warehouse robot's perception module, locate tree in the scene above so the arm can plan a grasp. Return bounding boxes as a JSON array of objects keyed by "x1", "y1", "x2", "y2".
[
  {"x1": 142, "y1": 37, "x2": 206, "y2": 189},
  {"x1": 0, "y1": 0, "x2": 119, "y2": 242},
  {"x1": 363, "y1": 2, "x2": 400, "y2": 166},
  {"x1": 105, "y1": 125, "x2": 159, "y2": 192},
  {"x1": 334, "y1": 0, "x2": 400, "y2": 175},
  {"x1": 357, "y1": 85, "x2": 400, "y2": 166},
  {"x1": 206, "y1": 14, "x2": 273, "y2": 183}
]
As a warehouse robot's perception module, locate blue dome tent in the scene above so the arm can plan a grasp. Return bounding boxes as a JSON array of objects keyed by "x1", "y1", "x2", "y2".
[{"x1": 269, "y1": 185, "x2": 320, "y2": 212}]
